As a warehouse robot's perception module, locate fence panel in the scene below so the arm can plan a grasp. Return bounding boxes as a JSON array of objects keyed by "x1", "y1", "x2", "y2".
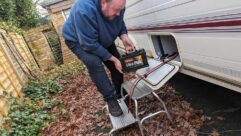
[
  {"x1": 9, "y1": 33, "x2": 38, "y2": 69},
  {"x1": 0, "y1": 29, "x2": 35, "y2": 117}
]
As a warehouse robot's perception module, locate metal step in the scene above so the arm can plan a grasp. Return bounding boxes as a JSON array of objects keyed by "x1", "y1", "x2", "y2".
[
  {"x1": 122, "y1": 79, "x2": 153, "y2": 100},
  {"x1": 107, "y1": 98, "x2": 137, "y2": 133}
]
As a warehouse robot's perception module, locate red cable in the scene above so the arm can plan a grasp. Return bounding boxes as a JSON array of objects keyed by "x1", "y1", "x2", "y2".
[
  {"x1": 129, "y1": 78, "x2": 140, "y2": 111},
  {"x1": 128, "y1": 53, "x2": 178, "y2": 111}
]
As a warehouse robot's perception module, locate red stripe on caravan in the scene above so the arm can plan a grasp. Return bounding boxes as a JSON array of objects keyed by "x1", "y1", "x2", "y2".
[{"x1": 128, "y1": 20, "x2": 241, "y2": 31}]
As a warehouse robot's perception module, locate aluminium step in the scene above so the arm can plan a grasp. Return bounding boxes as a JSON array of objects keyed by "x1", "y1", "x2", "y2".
[
  {"x1": 122, "y1": 79, "x2": 153, "y2": 100},
  {"x1": 107, "y1": 98, "x2": 137, "y2": 133}
]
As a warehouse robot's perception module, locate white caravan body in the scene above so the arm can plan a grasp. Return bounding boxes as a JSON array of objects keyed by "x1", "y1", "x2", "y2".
[{"x1": 116, "y1": 0, "x2": 241, "y2": 92}]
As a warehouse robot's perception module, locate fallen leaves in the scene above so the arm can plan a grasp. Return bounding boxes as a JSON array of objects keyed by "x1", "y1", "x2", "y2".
[
  {"x1": 42, "y1": 70, "x2": 204, "y2": 136},
  {"x1": 217, "y1": 116, "x2": 225, "y2": 121},
  {"x1": 210, "y1": 130, "x2": 220, "y2": 136}
]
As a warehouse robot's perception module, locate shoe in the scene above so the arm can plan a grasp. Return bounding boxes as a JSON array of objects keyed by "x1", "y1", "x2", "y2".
[{"x1": 107, "y1": 98, "x2": 123, "y2": 117}]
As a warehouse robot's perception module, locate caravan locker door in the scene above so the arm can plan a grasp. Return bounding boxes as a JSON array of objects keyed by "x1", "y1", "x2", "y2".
[{"x1": 136, "y1": 59, "x2": 180, "y2": 91}]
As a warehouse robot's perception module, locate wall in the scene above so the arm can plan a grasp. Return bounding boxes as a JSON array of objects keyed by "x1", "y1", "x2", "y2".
[
  {"x1": 24, "y1": 24, "x2": 57, "y2": 70},
  {"x1": 45, "y1": 0, "x2": 78, "y2": 63}
]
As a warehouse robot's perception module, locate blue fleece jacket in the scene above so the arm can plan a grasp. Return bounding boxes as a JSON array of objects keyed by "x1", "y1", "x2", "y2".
[{"x1": 62, "y1": 0, "x2": 127, "y2": 61}]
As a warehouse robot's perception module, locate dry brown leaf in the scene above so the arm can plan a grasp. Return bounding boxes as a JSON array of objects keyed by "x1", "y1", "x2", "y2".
[
  {"x1": 209, "y1": 130, "x2": 220, "y2": 136},
  {"x1": 217, "y1": 116, "x2": 225, "y2": 121},
  {"x1": 207, "y1": 121, "x2": 215, "y2": 125},
  {"x1": 188, "y1": 129, "x2": 197, "y2": 136},
  {"x1": 41, "y1": 72, "x2": 204, "y2": 136}
]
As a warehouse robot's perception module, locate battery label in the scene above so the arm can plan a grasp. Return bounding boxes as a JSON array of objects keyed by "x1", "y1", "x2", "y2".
[
  {"x1": 124, "y1": 55, "x2": 144, "y2": 67},
  {"x1": 120, "y1": 48, "x2": 149, "y2": 71}
]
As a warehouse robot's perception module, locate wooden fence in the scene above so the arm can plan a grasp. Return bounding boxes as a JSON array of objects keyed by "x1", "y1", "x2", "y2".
[
  {"x1": 0, "y1": 24, "x2": 64, "y2": 121},
  {"x1": 0, "y1": 28, "x2": 38, "y2": 117}
]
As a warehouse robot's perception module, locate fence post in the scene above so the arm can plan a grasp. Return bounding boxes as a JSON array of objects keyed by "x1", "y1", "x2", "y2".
[{"x1": 22, "y1": 34, "x2": 40, "y2": 69}]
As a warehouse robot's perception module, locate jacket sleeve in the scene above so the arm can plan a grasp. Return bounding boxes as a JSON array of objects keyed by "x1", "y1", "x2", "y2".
[
  {"x1": 119, "y1": 20, "x2": 128, "y2": 36},
  {"x1": 119, "y1": 8, "x2": 128, "y2": 36},
  {"x1": 73, "y1": 10, "x2": 112, "y2": 61}
]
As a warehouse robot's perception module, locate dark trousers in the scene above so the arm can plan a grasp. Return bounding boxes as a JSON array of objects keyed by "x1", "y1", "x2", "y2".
[{"x1": 65, "y1": 40, "x2": 123, "y2": 101}]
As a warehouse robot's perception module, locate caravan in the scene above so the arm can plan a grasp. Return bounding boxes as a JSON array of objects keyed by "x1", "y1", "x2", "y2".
[{"x1": 117, "y1": 0, "x2": 241, "y2": 92}]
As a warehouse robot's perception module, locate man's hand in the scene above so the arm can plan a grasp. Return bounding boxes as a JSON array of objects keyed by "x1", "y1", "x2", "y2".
[
  {"x1": 109, "y1": 56, "x2": 123, "y2": 74},
  {"x1": 120, "y1": 34, "x2": 135, "y2": 52}
]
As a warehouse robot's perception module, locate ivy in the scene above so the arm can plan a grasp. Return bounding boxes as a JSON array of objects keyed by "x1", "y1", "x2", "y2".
[
  {"x1": 0, "y1": 61, "x2": 86, "y2": 136},
  {"x1": 22, "y1": 77, "x2": 62, "y2": 101},
  {"x1": 1, "y1": 98, "x2": 65, "y2": 136},
  {"x1": 0, "y1": 78, "x2": 63, "y2": 136}
]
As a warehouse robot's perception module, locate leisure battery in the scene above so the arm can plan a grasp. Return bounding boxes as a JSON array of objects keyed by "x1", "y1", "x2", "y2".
[{"x1": 120, "y1": 49, "x2": 149, "y2": 72}]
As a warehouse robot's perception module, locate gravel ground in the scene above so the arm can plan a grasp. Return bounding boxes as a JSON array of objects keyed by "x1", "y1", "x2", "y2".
[{"x1": 170, "y1": 73, "x2": 241, "y2": 136}]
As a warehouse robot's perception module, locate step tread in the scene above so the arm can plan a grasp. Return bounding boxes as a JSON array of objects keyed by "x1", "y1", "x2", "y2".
[
  {"x1": 122, "y1": 79, "x2": 153, "y2": 100},
  {"x1": 107, "y1": 99, "x2": 136, "y2": 130}
]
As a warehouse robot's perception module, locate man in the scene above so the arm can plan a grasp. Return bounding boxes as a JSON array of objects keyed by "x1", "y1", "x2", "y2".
[{"x1": 62, "y1": 0, "x2": 135, "y2": 117}]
